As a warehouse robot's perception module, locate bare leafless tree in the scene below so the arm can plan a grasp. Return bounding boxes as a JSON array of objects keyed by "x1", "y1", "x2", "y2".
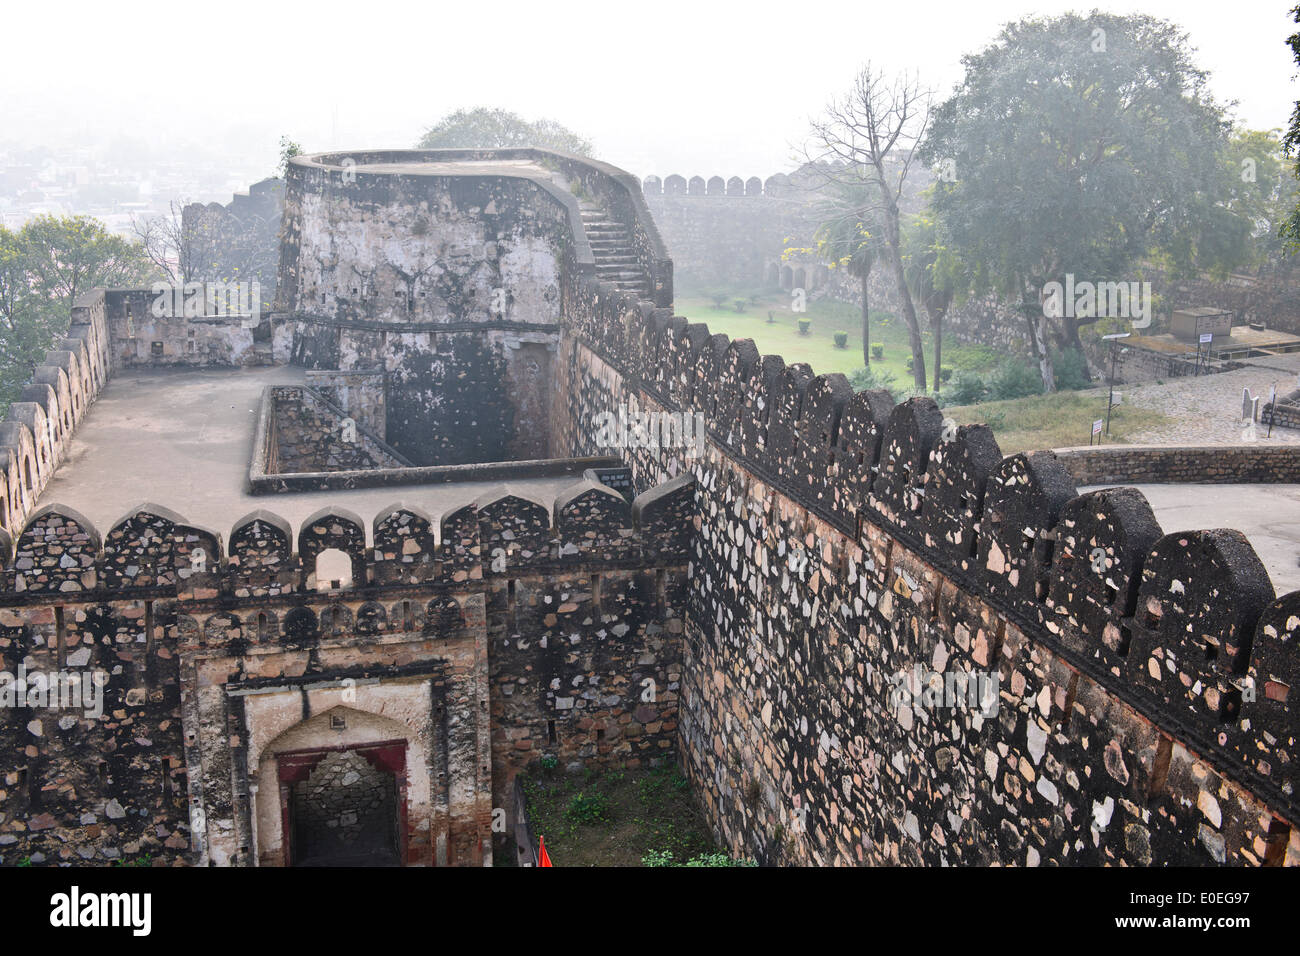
[
  {"x1": 806, "y1": 64, "x2": 933, "y2": 389},
  {"x1": 133, "y1": 199, "x2": 279, "y2": 291}
]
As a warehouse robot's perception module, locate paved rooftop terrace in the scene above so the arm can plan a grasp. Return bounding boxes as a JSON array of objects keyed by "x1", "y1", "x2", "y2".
[{"x1": 34, "y1": 366, "x2": 579, "y2": 538}]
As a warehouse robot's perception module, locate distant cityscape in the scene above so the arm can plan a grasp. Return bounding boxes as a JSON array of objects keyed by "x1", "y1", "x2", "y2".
[{"x1": 0, "y1": 138, "x2": 274, "y2": 235}]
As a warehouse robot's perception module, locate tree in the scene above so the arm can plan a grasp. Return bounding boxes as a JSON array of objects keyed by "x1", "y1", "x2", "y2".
[
  {"x1": 416, "y1": 108, "x2": 594, "y2": 156},
  {"x1": 279, "y1": 136, "x2": 303, "y2": 176},
  {"x1": 924, "y1": 12, "x2": 1242, "y2": 391},
  {"x1": 1281, "y1": 5, "x2": 1300, "y2": 250},
  {"x1": 806, "y1": 175, "x2": 884, "y2": 368},
  {"x1": 807, "y1": 64, "x2": 933, "y2": 389},
  {"x1": 1231, "y1": 128, "x2": 1300, "y2": 266},
  {"x1": 902, "y1": 210, "x2": 970, "y2": 394},
  {"x1": 19, "y1": 215, "x2": 156, "y2": 310},
  {"x1": 0, "y1": 217, "x2": 156, "y2": 408},
  {"x1": 134, "y1": 198, "x2": 281, "y2": 288}
]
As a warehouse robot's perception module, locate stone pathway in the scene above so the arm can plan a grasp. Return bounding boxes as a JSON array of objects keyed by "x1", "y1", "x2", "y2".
[{"x1": 1118, "y1": 352, "x2": 1300, "y2": 445}]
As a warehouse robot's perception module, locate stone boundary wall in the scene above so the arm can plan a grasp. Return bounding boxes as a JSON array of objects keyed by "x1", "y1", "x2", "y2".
[
  {"x1": 552, "y1": 267, "x2": 1300, "y2": 866},
  {"x1": 0, "y1": 476, "x2": 695, "y2": 865},
  {"x1": 1055, "y1": 444, "x2": 1300, "y2": 486}
]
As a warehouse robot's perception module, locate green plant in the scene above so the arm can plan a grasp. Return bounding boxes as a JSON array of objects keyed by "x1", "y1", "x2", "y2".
[
  {"x1": 871, "y1": 344, "x2": 884, "y2": 360},
  {"x1": 641, "y1": 849, "x2": 755, "y2": 867},
  {"x1": 905, "y1": 355, "x2": 915, "y2": 372},
  {"x1": 564, "y1": 791, "x2": 610, "y2": 826},
  {"x1": 849, "y1": 366, "x2": 903, "y2": 403},
  {"x1": 709, "y1": 292, "x2": 729, "y2": 309},
  {"x1": 989, "y1": 359, "x2": 1043, "y2": 401},
  {"x1": 539, "y1": 754, "x2": 559, "y2": 771},
  {"x1": 733, "y1": 299, "x2": 748, "y2": 313},
  {"x1": 797, "y1": 317, "x2": 811, "y2": 336},
  {"x1": 944, "y1": 371, "x2": 988, "y2": 406},
  {"x1": 833, "y1": 331, "x2": 848, "y2": 349},
  {"x1": 684, "y1": 852, "x2": 756, "y2": 867},
  {"x1": 939, "y1": 367, "x2": 953, "y2": 383},
  {"x1": 1051, "y1": 347, "x2": 1092, "y2": 391},
  {"x1": 767, "y1": 310, "x2": 776, "y2": 323}
]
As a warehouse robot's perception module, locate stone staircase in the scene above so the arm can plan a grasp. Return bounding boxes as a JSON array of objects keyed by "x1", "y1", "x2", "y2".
[{"x1": 579, "y1": 202, "x2": 650, "y2": 298}]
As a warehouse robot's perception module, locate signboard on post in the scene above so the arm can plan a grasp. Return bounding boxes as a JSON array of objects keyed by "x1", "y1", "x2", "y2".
[
  {"x1": 1199, "y1": 332, "x2": 1213, "y2": 345},
  {"x1": 1091, "y1": 418, "x2": 1104, "y2": 445}
]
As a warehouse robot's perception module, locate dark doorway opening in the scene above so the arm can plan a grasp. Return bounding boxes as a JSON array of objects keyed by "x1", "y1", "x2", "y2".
[{"x1": 278, "y1": 739, "x2": 408, "y2": 867}]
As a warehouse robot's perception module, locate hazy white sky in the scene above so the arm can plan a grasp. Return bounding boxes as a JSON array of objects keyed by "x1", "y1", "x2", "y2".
[{"x1": 4, "y1": 0, "x2": 1297, "y2": 181}]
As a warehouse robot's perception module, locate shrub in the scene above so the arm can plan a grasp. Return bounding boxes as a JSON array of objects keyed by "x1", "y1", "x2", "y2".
[
  {"x1": 1052, "y1": 347, "x2": 1092, "y2": 391},
  {"x1": 709, "y1": 292, "x2": 728, "y2": 309},
  {"x1": 871, "y1": 344, "x2": 884, "y2": 360},
  {"x1": 943, "y1": 371, "x2": 988, "y2": 406},
  {"x1": 833, "y1": 331, "x2": 848, "y2": 349},
  {"x1": 989, "y1": 359, "x2": 1043, "y2": 401},
  {"x1": 641, "y1": 849, "x2": 756, "y2": 867},
  {"x1": 767, "y1": 310, "x2": 776, "y2": 323},
  {"x1": 939, "y1": 367, "x2": 953, "y2": 383},
  {"x1": 905, "y1": 355, "x2": 915, "y2": 372},
  {"x1": 849, "y1": 366, "x2": 903, "y2": 403},
  {"x1": 733, "y1": 299, "x2": 748, "y2": 313},
  {"x1": 539, "y1": 754, "x2": 559, "y2": 771},
  {"x1": 564, "y1": 791, "x2": 610, "y2": 825},
  {"x1": 797, "y1": 318, "x2": 811, "y2": 336}
]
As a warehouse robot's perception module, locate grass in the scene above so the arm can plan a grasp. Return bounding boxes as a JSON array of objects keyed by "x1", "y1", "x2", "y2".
[
  {"x1": 517, "y1": 761, "x2": 719, "y2": 867},
  {"x1": 675, "y1": 288, "x2": 1000, "y2": 387},
  {"x1": 678, "y1": 286, "x2": 1171, "y2": 455},
  {"x1": 943, "y1": 388, "x2": 1170, "y2": 455}
]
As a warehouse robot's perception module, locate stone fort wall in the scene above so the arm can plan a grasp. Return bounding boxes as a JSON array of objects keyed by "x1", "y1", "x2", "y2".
[
  {"x1": 550, "y1": 268, "x2": 1300, "y2": 866},
  {"x1": 0, "y1": 147, "x2": 1296, "y2": 867},
  {"x1": 0, "y1": 476, "x2": 695, "y2": 865}
]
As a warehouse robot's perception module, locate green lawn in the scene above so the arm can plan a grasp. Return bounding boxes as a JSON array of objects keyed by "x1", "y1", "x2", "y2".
[
  {"x1": 676, "y1": 287, "x2": 1169, "y2": 455},
  {"x1": 675, "y1": 289, "x2": 1000, "y2": 390},
  {"x1": 943, "y1": 389, "x2": 1170, "y2": 456}
]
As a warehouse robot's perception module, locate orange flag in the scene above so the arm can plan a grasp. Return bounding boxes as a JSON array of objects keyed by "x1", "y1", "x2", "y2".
[{"x1": 539, "y1": 836, "x2": 553, "y2": 867}]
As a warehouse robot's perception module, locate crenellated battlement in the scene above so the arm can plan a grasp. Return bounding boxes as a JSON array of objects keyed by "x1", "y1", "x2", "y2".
[
  {"x1": 642, "y1": 172, "x2": 818, "y2": 199},
  {"x1": 558, "y1": 270, "x2": 1300, "y2": 837},
  {"x1": 0, "y1": 474, "x2": 695, "y2": 606}
]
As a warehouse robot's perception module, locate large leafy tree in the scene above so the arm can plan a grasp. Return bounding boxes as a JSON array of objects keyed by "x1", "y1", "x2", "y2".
[
  {"x1": 417, "y1": 107, "x2": 593, "y2": 156},
  {"x1": 0, "y1": 216, "x2": 155, "y2": 407},
  {"x1": 20, "y1": 215, "x2": 156, "y2": 310},
  {"x1": 1281, "y1": 5, "x2": 1300, "y2": 249},
  {"x1": 923, "y1": 12, "x2": 1242, "y2": 391}
]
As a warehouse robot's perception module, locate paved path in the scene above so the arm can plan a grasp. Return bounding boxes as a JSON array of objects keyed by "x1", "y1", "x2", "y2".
[{"x1": 1121, "y1": 352, "x2": 1300, "y2": 445}]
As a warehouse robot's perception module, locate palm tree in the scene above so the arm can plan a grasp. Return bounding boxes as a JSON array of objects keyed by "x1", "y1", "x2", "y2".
[
  {"x1": 902, "y1": 211, "x2": 968, "y2": 394},
  {"x1": 810, "y1": 177, "x2": 885, "y2": 369}
]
